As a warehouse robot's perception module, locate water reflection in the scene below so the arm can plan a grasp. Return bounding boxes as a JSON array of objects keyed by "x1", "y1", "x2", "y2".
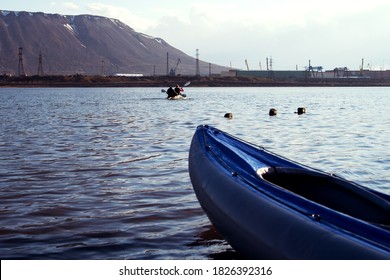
[{"x1": 189, "y1": 224, "x2": 243, "y2": 260}]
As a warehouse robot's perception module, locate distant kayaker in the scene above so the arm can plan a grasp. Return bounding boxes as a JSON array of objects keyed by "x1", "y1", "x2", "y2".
[
  {"x1": 174, "y1": 84, "x2": 183, "y2": 95},
  {"x1": 166, "y1": 86, "x2": 176, "y2": 98}
]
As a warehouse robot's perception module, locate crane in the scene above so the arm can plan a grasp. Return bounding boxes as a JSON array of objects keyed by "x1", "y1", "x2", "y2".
[
  {"x1": 169, "y1": 58, "x2": 181, "y2": 76},
  {"x1": 245, "y1": 59, "x2": 249, "y2": 70}
]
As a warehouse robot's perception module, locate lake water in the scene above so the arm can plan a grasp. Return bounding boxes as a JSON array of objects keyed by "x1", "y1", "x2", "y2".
[{"x1": 0, "y1": 87, "x2": 389, "y2": 259}]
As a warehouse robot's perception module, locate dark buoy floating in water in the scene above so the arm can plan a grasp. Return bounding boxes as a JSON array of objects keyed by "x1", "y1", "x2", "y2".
[
  {"x1": 269, "y1": 108, "x2": 277, "y2": 116},
  {"x1": 297, "y1": 107, "x2": 306, "y2": 115},
  {"x1": 224, "y1": 112, "x2": 233, "y2": 119}
]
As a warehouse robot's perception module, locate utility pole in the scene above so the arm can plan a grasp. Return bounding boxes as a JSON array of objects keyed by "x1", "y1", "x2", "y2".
[
  {"x1": 100, "y1": 60, "x2": 105, "y2": 76},
  {"x1": 37, "y1": 51, "x2": 44, "y2": 76},
  {"x1": 18, "y1": 47, "x2": 26, "y2": 76},
  {"x1": 196, "y1": 49, "x2": 200, "y2": 76}
]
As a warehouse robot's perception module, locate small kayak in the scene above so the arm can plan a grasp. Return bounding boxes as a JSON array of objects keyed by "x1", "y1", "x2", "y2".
[
  {"x1": 167, "y1": 94, "x2": 186, "y2": 100},
  {"x1": 162, "y1": 81, "x2": 190, "y2": 100},
  {"x1": 189, "y1": 125, "x2": 390, "y2": 259}
]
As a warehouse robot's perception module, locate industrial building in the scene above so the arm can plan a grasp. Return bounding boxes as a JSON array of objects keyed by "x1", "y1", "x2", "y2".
[{"x1": 223, "y1": 69, "x2": 390, "y2": 79}]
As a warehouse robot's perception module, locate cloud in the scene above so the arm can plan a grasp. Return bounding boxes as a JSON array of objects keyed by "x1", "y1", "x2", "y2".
[
  {"x1": 58, "y1": 0, "x2": 388, "y2": 70},
  {"x1": 85, "y1": 3, "x2": 157, "y2": 31},
  {"x1": 185, "y1": 0, "x2": 389, "y2": 31},
  {"x1": 141, "y1": 0, "x2": 390, "y2": 69},
  {"x1": 63, "y1": 2, "x2": 80, "y2": 11},
  {"x1": 50, "y1": 2, "x2": 80, "y2": 12}
]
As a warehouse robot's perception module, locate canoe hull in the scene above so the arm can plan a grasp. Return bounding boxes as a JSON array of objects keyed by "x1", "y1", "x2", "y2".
[{"x1": 189, "y1": 125, "x2": 390, "y2": 259}]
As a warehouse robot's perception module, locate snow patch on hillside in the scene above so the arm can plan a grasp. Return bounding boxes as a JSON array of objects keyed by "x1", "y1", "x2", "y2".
[
  {"x1": 1, "y1": 11, "x2": 11, "y2": 16},
  {"x1": 139, "y1": 42, "x2": 147, "y2": 49},
  {"x1": 110, "y1": 18, "x2": 125, "y2": 30},
  {"x1": 64, "y1": 23, "x2": 75, "y2": 33},
  {"x1": 140, "y1": 34, "x2": 163, "y2": 45},
  {"x1": 141, "y1": 34, "x2": 154, "y2": 40}
]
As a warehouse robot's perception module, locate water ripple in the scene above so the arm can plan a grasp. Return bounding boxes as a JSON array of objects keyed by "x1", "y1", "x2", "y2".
[{"x1": 0, "y1": 87, "x2": 389, "y2": 259}]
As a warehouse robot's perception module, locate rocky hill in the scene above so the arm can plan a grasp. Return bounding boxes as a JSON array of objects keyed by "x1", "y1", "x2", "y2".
[{"x1": 0, "y1": 10, "x2": 228, "y2": 76}]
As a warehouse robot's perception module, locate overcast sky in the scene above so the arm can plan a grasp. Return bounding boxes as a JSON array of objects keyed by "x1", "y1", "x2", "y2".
[{"x1": 2, "y1": 0, "x2": 390, "y2": 70}]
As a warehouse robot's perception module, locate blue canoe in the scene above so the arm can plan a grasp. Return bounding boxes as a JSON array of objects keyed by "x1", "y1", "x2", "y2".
[{"x1": 188, "y1": 125, "x2": 390, "y2": 259}]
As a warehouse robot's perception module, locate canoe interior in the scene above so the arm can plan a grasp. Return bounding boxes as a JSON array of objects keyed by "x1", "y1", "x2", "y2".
[{"x1": 258, "y1": 167, "x2": 390, "y2": 227}]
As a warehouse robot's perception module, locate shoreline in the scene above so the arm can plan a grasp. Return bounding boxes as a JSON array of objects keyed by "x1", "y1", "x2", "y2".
[{"x1": 2, "y1": 75, "x2": 390, "y2": 88}]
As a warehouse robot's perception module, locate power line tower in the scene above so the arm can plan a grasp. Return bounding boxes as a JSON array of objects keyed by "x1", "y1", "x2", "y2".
[
  {"x1": 100, "y1": 60, "x2": 105, "y2": 76},
  {"x1": 195, "y1": 49, "x2": 200, "y2": 76},
  {"x1": 37, "y1": 51, "x2": 44, "y2": 76},
  {"x1": 18, "y1": 47, "x2": 26, "y2": 76}
]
